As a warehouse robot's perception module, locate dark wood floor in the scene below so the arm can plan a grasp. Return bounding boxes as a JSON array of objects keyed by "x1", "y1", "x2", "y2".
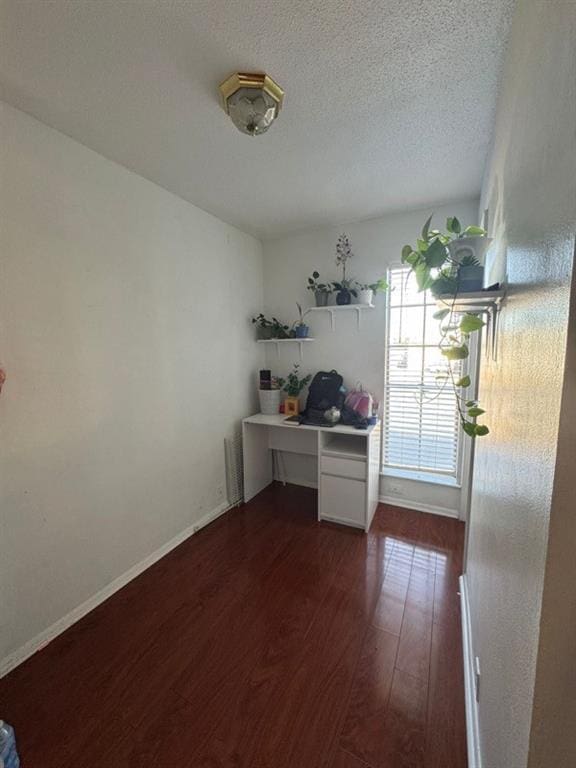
[{"x1": 0, "y1": 484, "x2": 467, "y2": 768}]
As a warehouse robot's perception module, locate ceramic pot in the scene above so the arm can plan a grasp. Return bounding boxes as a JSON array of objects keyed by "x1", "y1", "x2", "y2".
[
  {"x1": 295, "y1": 324, "x2": 309, "y2": 338},
  {"x1": 259, "y1": 389, "x2": 281, "y2": 415},
  {"x1": 256, "y1": 326, "x2": 273, "y2": 340},
  {"x1": 357, "y1": 289, "x2": 374, "y2": 306},
  {"x1": 458, "y1": 265, "x2": 485, "y2": 292},
  {"x1": 314, "y1": 291, "x2": 329, "y2": 307},
  {"x1": 447, "y1": 236, "x2": 493, "y2": 266},
  {"x1": 336, "y1": 289, "x2": 352, "y2": 306},
  {"x1": 284, "y1": 396, "x2": 300, "y2": 417}
]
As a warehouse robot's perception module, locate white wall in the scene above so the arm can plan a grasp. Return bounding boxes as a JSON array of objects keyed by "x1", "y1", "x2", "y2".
[
  {"x1": 0, "y1": 102, "x2": 263, "y2": 670},
  {"x1": 467, "y1": 1, "x2": 576, "y2": 766},
  {"x1": 262, "y1": 198, "x2": 478, "y2": 516}
]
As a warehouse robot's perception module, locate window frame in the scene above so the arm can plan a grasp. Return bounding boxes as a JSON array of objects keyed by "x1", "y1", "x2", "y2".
[{"x1": 381, "y1": 264, "x2": 477, "y2": 486}]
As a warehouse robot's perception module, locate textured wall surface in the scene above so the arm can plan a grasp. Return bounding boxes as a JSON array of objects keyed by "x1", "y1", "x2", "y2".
[
  {"x1": 0, "y1": 0, "x2": 514, "y2": 237},
  {"x1": 262, "y1": 199, "x2": 479, "y2": 515},
  {"x1": 468, "y1": 1, "x2": 576, "y2": 766},
  {"x1": 0, "y1": 102, "x2": 263, "y2": 665}
]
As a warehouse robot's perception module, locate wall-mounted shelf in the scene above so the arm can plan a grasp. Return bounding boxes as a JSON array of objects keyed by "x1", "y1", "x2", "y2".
[
  {"x1": 257, "y1": 338, "x2": 315, "y2": 360},
  {"x1": 307, "y1": 304, "x2": 375, "y2": 331},
  {"x1": 435, "y1": 290, "x2": 505, "y2": 314},
  {"x1": 436, "y1": 289, "x2": 506, "y2": 361}
]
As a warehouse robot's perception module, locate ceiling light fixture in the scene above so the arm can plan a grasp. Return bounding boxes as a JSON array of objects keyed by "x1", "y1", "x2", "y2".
[{"x1": 218, "y1": 72, "x2": 284, "y2": 136}]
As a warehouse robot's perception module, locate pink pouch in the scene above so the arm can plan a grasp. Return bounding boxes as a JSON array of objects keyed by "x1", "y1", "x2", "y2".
[{"x1": 345, "y1": 385, "x2": 373, "y2": 419}]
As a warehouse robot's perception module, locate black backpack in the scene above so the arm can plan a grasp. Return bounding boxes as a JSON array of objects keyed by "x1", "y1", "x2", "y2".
[{"x1": 300, "y1": 370, "x2": 344, "y2": 425}]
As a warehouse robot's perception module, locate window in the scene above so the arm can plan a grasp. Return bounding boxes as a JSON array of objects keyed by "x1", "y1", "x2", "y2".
[{"x1": 383, "y1": 266, "x2": 464, "y2": 480}]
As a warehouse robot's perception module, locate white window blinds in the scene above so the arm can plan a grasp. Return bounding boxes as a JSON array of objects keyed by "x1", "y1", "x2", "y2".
[{"x1": 383, "y1": 267, "x2": 462, "y2": 477}]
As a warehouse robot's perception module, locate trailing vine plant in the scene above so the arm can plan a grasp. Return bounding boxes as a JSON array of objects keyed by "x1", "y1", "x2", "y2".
[{"x1": 401, "y1": 215, "x2": 490, "y2": 438}]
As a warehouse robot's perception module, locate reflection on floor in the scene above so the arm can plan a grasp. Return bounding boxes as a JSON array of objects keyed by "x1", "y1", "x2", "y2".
[{"x1": 0, "y1": 483, "x2": 467, "y2": 768}]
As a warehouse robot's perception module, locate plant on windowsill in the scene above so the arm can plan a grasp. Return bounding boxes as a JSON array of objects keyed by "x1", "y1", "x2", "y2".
[
  {"x1": 401, "y1": 215, "x2": 491, "y2": 438},
  {"x1": 333, "y1": 234, "x2": 358, "y2": 305},
  {"x1": 354, "y1": 277, "x2": 388, "y2": 306},
  {"x1": 306, "y1": 271, "x2": 333, "y2": 307},
  {"x1": 283, "y1": 363, "x2": 312, "y2": 417}
]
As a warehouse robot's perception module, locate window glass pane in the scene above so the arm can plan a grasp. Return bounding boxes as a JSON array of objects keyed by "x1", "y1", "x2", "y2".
[
  {"x1": 384, "y1": 267, "x2": 462, "y2": 477},
  {"x1": 389, "y1": 305, "x2": 425, "y2": 346}
]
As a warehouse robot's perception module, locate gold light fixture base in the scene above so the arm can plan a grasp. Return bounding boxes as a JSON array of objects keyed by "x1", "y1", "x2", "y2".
[
  {"x1": 219, "y1": 72, "x2": 284, "y2": 112},
  {"x1": 218, "y1": 72, "x2": 284, "y2": 136}
]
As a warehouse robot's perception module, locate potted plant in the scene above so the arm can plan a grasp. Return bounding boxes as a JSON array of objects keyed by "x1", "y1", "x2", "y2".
[
  {"x1": 333, "y1": 234, "x2": 357, "y2": 305},
  {"x1": 251, "y1": 313, "x2": 274, "y2": 340},
  {"x1": 293, "y1": 302, "x2": 311, "y2": 338},
  {"x1": 306, "y1": 271, "x2": 332, "y2": 307},
  {"x1": 283, "y1": 363, "x2": 312, "y2": 417},
  {"x1": 354, "y1": 277, "x2": 388, "y2": 305},
  {"x1": 259, "y1": 375, "x2": 285, "y2": 415},
  {"x1": 401, "y1": 214, "x2": 492, "y2": 438},
  {"x1": 270, "y1": 317, "x2": 291, "y2": 339}
]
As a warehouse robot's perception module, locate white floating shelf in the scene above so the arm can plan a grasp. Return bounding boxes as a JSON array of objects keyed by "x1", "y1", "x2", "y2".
[
  {"x1": 436, "y1": 289, "x2": 506, "y2": 362},
  {"x1": 257, "y1": 337, "x2": 315, "y2": 360},
  {"x1": 435, "y1": 290, "x2": 505, "y2": 313},
  {"x1": 307, "y1": 304, "x2": 375, "y2": 331}
]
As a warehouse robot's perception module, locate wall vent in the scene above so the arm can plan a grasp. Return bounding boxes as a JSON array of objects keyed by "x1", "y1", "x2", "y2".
[{"x1": 225, "y1": 432, "x2": 244, "y2": 506}]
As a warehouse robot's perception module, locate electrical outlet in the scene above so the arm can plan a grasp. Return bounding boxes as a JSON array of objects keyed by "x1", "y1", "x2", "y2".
[{"x1": 474, "y1": 656, "x2": 481, "y2": 702}]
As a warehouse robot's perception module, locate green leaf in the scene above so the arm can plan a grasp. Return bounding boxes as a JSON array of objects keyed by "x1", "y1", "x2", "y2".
[
  {"x1": 462, "y1": 421, "x2": 477, "y2": 437},
  {"x1": 463, "y1": 225, "x2": 486, "y2": 236},
  {"x1": 468, "y1": 407, "x2": 485, "y2": 417},
  {"x1": 455, "y1": 375, "x2": 471, "y2": 387},
  {"x1": 406, "y1": 251, "x2": 421, "y2": 267},
  {"x1": 442, "y1": 344, "x2": 469, "y2": 360},
  {"x1": 475, "y1": 424, "x2": 490, "y2": 436},
  {"x1": 465, "y1": 400, "x2": 477, "y2": 407},
  {"x1": 459, "y1": 314, "x2": 485, "y2": 334},
  {"x1": 447, "y1": 216, "x2": 461, "y2": 234},
  {"x1": 401, "y1": 244, "x2": 413, "y2": 263},
  {"x1": 433, "y1": 308, "x2": 450, "y2": 320},
  {"x1": 430, "y1": 274, "x2": 458, "y2": 298},
  {"x1": 414, "y1": 263, "x2": 433, "y2": 291},
  {"x1": 424, "y1": 238, "x2": 448, "y2": 268},
  {"x1": 417, "y1": 238, "x2": 429, "y2": 252},
  {"x1": 421, "y1": 214, "x2": 433, "y2": 241}
]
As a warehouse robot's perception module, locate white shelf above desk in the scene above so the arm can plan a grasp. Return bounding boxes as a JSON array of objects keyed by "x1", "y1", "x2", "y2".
[
  {"x1": 257, "y1": 338, "x2": 315, "y2": 360},
  {"x1": 307, "y1": 304, "x2": 374, "y2": 330}
]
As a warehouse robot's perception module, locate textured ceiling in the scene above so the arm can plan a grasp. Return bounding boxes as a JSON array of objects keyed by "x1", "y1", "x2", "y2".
[{"x1": 0, "y1": 0, "x2": 514, "y2": 238}]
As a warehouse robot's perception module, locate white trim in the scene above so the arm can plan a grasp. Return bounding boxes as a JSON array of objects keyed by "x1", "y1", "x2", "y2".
[
  {"x1": 378, "y1": 494, "x2": 459, "y2": 519},
  {"x1": 460, "y1": 574, "x2": 483, "y2": 768},
  {"x1": 0, "y1": 500, "x2": 232, "y2": 678}
]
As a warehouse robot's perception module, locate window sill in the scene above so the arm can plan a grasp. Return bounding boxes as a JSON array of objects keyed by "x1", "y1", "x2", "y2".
[{"x1": 380, "y1": 467, "x2": 461, "y2": 488}]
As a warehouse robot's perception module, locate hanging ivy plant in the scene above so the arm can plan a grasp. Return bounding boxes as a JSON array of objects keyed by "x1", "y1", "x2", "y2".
[{"x1": 401, "y1": 215, "x2": 490, "y2": 438}]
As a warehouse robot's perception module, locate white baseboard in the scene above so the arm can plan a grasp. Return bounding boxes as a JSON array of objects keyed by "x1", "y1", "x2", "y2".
[
  {"x1": 379, "y1": 495, "x2": 459, "y2": 519},
  {"x1": 460, "y1": 574, "x2": 483, "y2": 768},
  {"x1": 0, "y1": 500, "x2": 232, "y2": 679}
]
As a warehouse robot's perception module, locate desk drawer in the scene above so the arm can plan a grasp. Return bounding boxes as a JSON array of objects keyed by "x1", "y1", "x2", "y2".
[
  {"x1": 320, "y1": 474, "x2": 366, "y2": 528},
  {"x1": 320, "y1": 455, "x2": 366, "y2": 480}
]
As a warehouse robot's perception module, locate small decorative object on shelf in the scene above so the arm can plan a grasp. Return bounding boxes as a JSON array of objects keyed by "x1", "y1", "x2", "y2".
[
  {"x1": 306, "y1": 271, "x2": 333, "y2": 307},
  {"x1": 333, "y1": 234, "x2": 357, "y2": 305},
  {"x1": 401, "y1": 214, "x2": 494, "y2": 438},
  {"x1": 354, "y1": 277, "x2": 388, "y2": 305},
  {"x1": 293, "y1": 302, "x2": 311, "y2": 338},
  {"x1": 282, "y1": 363, "x2": 312, "y2": 417}
]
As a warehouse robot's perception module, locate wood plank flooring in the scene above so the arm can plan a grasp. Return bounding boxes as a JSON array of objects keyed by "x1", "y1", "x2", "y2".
[{"x1": 0, "y1": 483, "x2": 467, "y2": 767}]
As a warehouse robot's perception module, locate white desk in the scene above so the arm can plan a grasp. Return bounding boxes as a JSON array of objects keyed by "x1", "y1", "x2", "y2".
[{"x1": 242, "y1": 414, "x2": 381, "y2": 531}]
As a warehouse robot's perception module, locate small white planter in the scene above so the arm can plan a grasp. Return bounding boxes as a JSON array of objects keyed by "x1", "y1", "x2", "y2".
[
  {"x1": 357, "y1": 289, "x2": 374, "y2": 306},
  {"x1": 259, "y1": 389, "x2": 281, "y2": 415}
]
